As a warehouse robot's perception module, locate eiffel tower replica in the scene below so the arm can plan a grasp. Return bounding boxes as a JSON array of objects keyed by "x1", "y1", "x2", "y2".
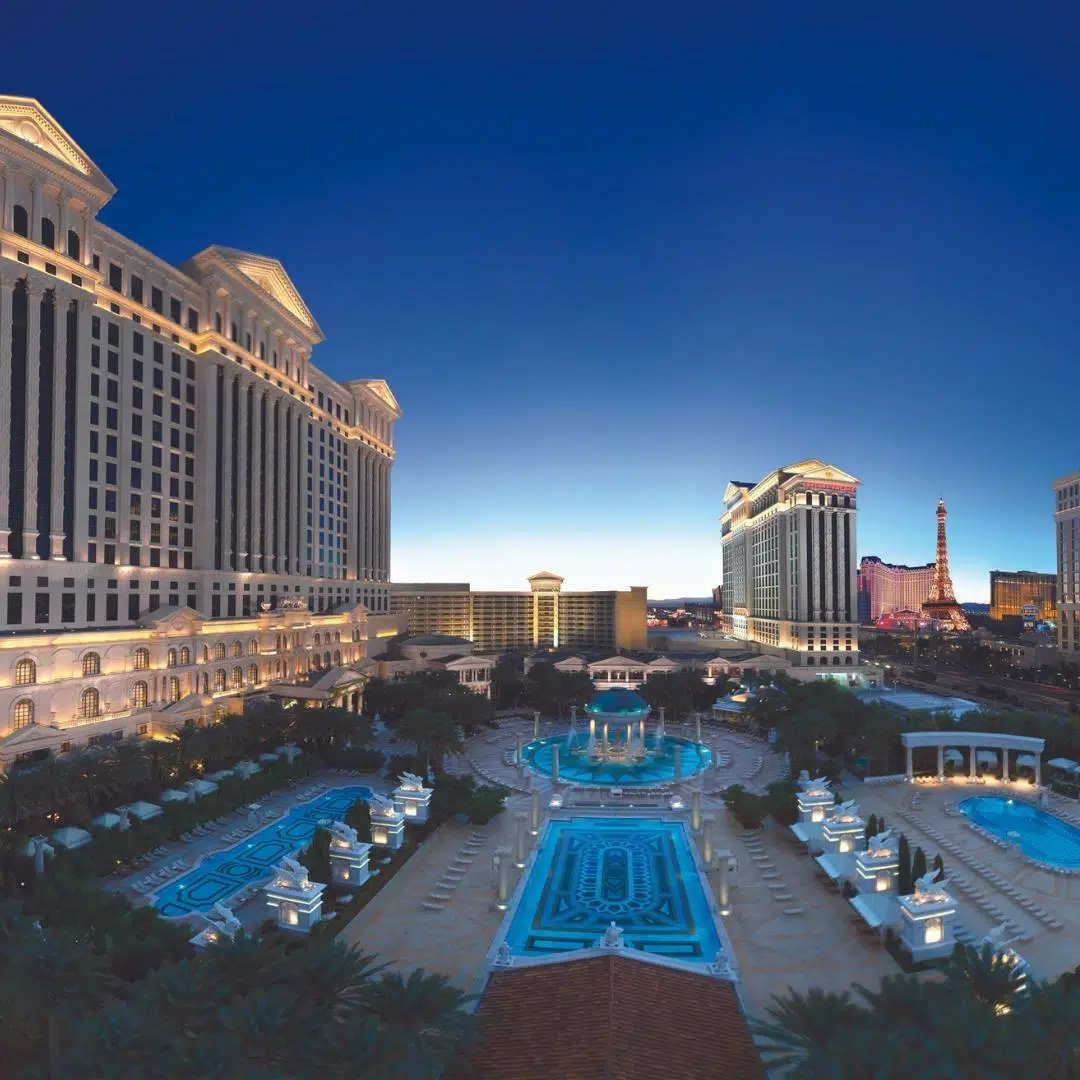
[{"x1": 921, "y1": 498, "x2": 970, "y2": 631}]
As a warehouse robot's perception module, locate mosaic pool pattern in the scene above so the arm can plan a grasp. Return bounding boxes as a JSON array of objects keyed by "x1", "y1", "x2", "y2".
[
  {"x1": 960, "y1": 795, "x2": 1080, "y2": 869},
  {"x1": 504, "y1": 818, "x2": 722, "y2": 963},
  {"x1": 153, "y1": 786, "x2": 372, "y2": 918},
  {"x1": 522, "y1": 734, "x2": 712, "y2": 787}
]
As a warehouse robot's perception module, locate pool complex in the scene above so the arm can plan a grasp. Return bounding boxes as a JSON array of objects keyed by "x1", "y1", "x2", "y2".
[
  {"x1": 502, "y1": 817, "x2": 724, "y2": 964},
  {"x1": 153, "y1": 786, "x2": 372, "y2": 918},
  {"x1": 960, "y1": 796, "x2": 1080, "y2": 869},
  {"x1": 521, "y1": 734, "x2": 712, "y2": 787}
]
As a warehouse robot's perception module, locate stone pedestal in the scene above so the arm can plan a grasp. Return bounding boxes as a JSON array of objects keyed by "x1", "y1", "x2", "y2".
[
  {"x1": 691, "y1": 790, "x2": 702, "y2": 833},
  {"x1": 265, "y1": 874, "x2": 326, "y2": 933},
  {"x1": 514, "y1": 811, "x2": 529, "y2": 869},
  {"x1": 854, "y1": 843, "x2": 899, "y2": 895},
  {"x1": 822, "y1": 810, "x2": 865, "y2": 856},
  {"x1": 392, "y1": 780, "x2": 433, "y2": 824},
  {"x1": 329, "y1": 835, "x2": 372, "y2": 888},
  {"x1": 370, "y1": 801, "x2": 406, "y2": 850},
  {"x1": 899, "y1": 884, "x2": 957, "y2": 962},
  {"x1": 716, "y1": 848, "x2": 733, "y2": 915}
]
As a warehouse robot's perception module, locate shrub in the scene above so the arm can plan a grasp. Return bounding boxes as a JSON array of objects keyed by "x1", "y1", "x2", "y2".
[{"x1": 345, "y1": 800, "x2": 373, "y2": 843}]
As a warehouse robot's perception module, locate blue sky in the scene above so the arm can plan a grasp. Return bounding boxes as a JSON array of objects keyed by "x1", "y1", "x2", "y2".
[{"x1": 8, "y1": 2, "x2": 1079, "y2": 600}]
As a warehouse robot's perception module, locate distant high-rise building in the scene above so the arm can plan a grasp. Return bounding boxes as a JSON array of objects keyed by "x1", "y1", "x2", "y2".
[
  {"x1": 1054, "y1": 472, "x2": 1080, "y2": 654},
  {"x1": 922, "y1": 499, "x2": 970, "y2": 631},
  {"x1": 989, "y1": 570, "x2": 1056, "y2": 622},
  {"x1": 857, "y1": 557, "x2": 936, "y2": 623},
  {"x1": 391, "y1": 573, "x2": 647, "y2": 652},
  {"x1": 719, "y1": 460, "x2": 860, "y2": 670}
]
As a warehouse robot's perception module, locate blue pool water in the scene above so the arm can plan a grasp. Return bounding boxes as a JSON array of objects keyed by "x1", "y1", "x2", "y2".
[
  {"x1": 153, "y1": 785, "x2": 372, "y2": 917},
  {"x1": 522, "y1": 734, "x2": 711, "y2": 787},
  {"x1": 960, "y1": 796, "x2": 1080, "y2": 869},
  {"x1": 502, "y1": 817, "x2": 723, "y2": 964}
]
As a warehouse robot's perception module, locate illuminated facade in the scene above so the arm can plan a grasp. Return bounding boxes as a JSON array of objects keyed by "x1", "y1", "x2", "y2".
[
  {"x1": 392, "y1": 573, "x2": 648, "y2": 652},
  {"x1": 857, "y1": 556, "x2": 935, "y2": 623},
  {"x1": 0, "y1": 97, "x2": 400, "y2": 762},
  {"x1": 989, "y1": 570, "x2": 1056, "y2": 622},
  {"x1": 1055, "y1": 471, "x2": 1080, "y2": 654},
  {"x1": 720, "y1": 460, "x2": 860, "y2": 669}
]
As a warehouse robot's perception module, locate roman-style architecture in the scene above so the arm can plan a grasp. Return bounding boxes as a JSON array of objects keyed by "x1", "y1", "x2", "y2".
[
  {"x1": 1055, "y1": 471, "x2": 1080, "y2": 655},
  {"x1": 719, "y1": 460, "x2": 860, "y2": 671},
  {"x1": 392, "y1": 573, "x2": 648, "y2": 652},
  {"x1": 0, "y1": 97, "x2": 401, "y2": 765}
]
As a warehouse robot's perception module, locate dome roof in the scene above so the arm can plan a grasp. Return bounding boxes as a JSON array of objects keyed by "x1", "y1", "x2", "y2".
[{"x1": 585, "y1": 688, "x2": 650, "y2": 717}]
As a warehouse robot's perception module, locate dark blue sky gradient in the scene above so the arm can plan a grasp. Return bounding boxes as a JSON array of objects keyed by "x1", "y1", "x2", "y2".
[{"x1": 8, "y1": 2, "x2": 1079, "y2": 598}]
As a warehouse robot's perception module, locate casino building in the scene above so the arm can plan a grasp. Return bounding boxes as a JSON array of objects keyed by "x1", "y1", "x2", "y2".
[
  {"x1": 720, "y1": 460, "x2": 861, "y2": 673},
  {"x1": 0, "y1": 96, "x2": 401, "y2": 766}
]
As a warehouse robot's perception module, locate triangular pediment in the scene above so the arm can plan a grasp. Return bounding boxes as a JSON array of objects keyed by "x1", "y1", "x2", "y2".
[
  {"x1": 781, "y1": 460, "x2": 860, "y2": 485},
  {"x1": 348, "y1": 379, "x2": 402, "y2": 417},
  {"x1": 0, "y1": 722, "x2": 59, "y2": 753},
  {"x1": 0, "y1": 97, "x2": 115, "y2": 197},
  {"x1": 141, "y1": 604, "x2": 204, "y2": 634},
  {"x1": 191, "y1": 247, "x2": 323, "y2": 340},
  {"x1": 588, "y1": 656, "x2": 642, "y2": 669}
]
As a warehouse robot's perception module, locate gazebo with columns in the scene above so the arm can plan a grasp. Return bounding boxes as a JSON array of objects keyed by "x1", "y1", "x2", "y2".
[{"x1": 899, "y1": 730, "x2": 1045, "y2": 785}]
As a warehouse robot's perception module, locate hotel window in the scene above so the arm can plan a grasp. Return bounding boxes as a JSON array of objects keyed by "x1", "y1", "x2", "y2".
[
  {"x1": 15, "y1": 659, "x2": 37, "y2": 686},
  {"x1": 82, "y1": 652, "x2": 101, "y2": 677},
  {"x1": 13, "y1": 699, "x2": 34, "y2": 730},
  {"x1": 80, "y1": 687, "x2": 101, "y2": 719},
  {"x1": 168, "y1": 676, "x2": 181, "y2": 703},
  {"x1": 249, "y1": 639, "x2": 259, "y2": 655},
  {"x1": 247, "y1": 664, "x2": 258, "y2": 685},
  {"x1": 133, "y1": 647, "x2": 150, "y2": 671},
  {"x1": 131, "y1": 275, "x2": 144, "y2": 304},
  {"x1": 108, "y1": 263, "x2": 122, "y2": 291},
  {"x1": 924, "y1": 917, "x2": 944, "y2": 945},
  {"x1": 212, "y1": 669, "x2": 227, "y2": 692},
  {"x1": 13, "y1": 204, "x2": 29, "y2": 237},
  {"x1": 167, "y1": 648, "x2": 177, "y2": 668},
  {"x1": 132, "y1": 681, "x2": 149, "y2": 709},
  {"x1": 230, "y1": 667, "x2": 243, "y2": 689},
  {"x1": 180, "y1": 646, "x2": 191, "y2": 666},
  {"x1": 40, "y1": 217, "x2": 56, "y2": 248}
]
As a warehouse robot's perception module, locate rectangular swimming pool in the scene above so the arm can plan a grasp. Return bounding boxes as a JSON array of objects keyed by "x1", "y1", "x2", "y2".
[
  {"x1": 153, "y1": 785, "x2": 371, "y2": 918},
  {"x1": 501, "y1": 817, "x2": 724, "y2": 964}
]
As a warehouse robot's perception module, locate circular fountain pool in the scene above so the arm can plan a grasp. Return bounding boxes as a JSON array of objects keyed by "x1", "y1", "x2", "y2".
[{"x1": 521, "y1": 732, "x2": 712, "y2": 787}]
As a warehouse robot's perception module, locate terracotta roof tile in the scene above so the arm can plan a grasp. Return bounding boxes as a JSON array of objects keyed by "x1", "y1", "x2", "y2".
[{"x1": 448, "y1": 954, "x2": 765, "y2": 1080}]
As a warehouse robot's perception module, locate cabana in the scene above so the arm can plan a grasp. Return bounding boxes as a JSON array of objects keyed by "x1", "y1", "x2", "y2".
[
  {"x1": 160, "y1": 789, "x2": 189, "y2": 803},
  {"x1": 91, "y1": 812, "x2": 126, "y2": 830},
  {"x1": 233, "y1": 760, "x2": 262, "y2": 779},
  {"x1": 127, "y1": 801, "x2": 163, "y2": 822},
  {"x1": 1048, "y1": 757, "x2": 1080, "y2": 776},
  {"x1": 186, "y1": 778, "x2": 219, "y2": 799},
  {"x1": 204, "y1": 769, "x2": 235, "y2": 783},
  {"x1": 51, "y1": 826, "x2": 93, "y2": 851},
  {"x1": 900, "y1": 731, "x2": 1044, "y2": 784}
]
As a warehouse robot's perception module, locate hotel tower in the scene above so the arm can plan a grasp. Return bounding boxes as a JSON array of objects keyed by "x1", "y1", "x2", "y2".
[
  {"x1": 0, "y1": 97, "x2": 400, "y2": 766},
  {"x1": 720, "y1": 460, "x2": 861, "y2": 672}
]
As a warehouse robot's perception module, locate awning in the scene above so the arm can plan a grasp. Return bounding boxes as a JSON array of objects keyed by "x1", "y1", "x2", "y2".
[
  {"x1": 51, "y1": 826, "x2": 93, "y2": 850},
  {"x1": 127, "y1": 800, "x2": 163, "y2": 821},
  {"x1": 91, "y1": 812, "x2": 125, "y2": 830},
  {"x1": 160, "y1": 789, "x2": 188, "y2": 802},
  {"x1": 815, "y1": 854, "x2": 852, "y2": 882}
]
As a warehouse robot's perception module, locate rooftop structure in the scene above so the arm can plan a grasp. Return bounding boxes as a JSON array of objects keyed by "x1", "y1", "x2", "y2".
[{"x1": 922, "y1": 500, "x2": 971, "y2": 631}]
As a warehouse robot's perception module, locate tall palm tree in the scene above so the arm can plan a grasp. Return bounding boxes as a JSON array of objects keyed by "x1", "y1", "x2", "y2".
[
  {"x1": 947, "y1": 944, "x2": 1028, "y2": 1014},
  {"x1": 1011, "y1": 979, "x2": 1080, "y2": 1079},
  {"x1": 750, "y1": 987, "x2": 865, "y2": 1075},
  {"x1": 395, "y1": 709, "x2": 462, "y2": 774}
]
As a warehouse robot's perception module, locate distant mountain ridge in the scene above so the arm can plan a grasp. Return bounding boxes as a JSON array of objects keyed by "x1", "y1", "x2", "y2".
[{"x1": 650, "y1": 597, "x2": 714, "y2": 607}]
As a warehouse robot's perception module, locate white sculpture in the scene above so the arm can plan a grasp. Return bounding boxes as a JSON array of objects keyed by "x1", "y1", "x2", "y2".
[
  {"x1": 397, "y1": 771, "x2": 426, "y2": 791},
  {"x1": 979, "y1": 922, "x2": 1015, "y2": 951},
  {"x1": 329, "y1": 820, "x2": 359, "y2": 845},
  {"x1": 797, "y1": 769, "x2": 810, "y2": 782},
  {"x1": 601, "y1": 922, "x2": 626, "y2": 948},
  {"x1": 275, "y1": 857, "x2": 311, "y2": 889},
  {"x1": 914, "y1": 868, "x2": 945, "y2": 895},
  {"x1": 368, "y1": 793, "x2": 397, "y2": 815},
  {"x1": 833, "y1": 799, "x2": 859, "y2": 817},
  {"x1": 493, "y1": 942, "x2": 514, "y2": 967},
  {"x1": 867, "y1": 830, "x2": 893, "y2": 851},
  {"x1": 209, "y1": 902, "x2": 243, "y2": 935}
]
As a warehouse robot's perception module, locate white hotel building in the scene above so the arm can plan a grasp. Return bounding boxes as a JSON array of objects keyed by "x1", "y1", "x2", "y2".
[
  {"x1": 720, "y1": 460, "x2": 863, "y2": 679},
  {"x1": 0, "y1": 97, "x2": 402, "y2": 767}
]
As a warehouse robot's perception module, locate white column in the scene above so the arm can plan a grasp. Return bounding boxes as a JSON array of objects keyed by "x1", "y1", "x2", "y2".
[
  {"x1": 937, "y1": 744, "x2": 944, "y2": 781},
  {"x1": 49, "y1": 292, "x2": 68, "y2": 558},
  {"x1": 57, "y1": 196, "x2": 68, "y2": 255},
  {"x1": 346, "y1": 442, "x2": 359, "y2": 579},
  {"x1": 70, "y1": 295, "x2": 92, "y2": 560},
  {"x1": 533, "y1": 711, "x2": 540, "y2": 739},
  {"x1": 691, "y1": 789, "x2": 702, "y2": 833},
  {"x1": 235, "y1": 379, "x2": 248, "y2": 567},
  {"x1": 0, "y1": 165, "x2": 9, "y2": 231},
  {"x1": 1035, "y1": 757, "x2": 1041, "y2": 787},
  {"x1": 496, "y1": 848, "x2": 512, "y2": 906},
  {"x1": 23, "y1": 280, "x2": 44, "y2": 557},
  {"x1": 250, "y1": 389, "x2": 263, "y2": 569},
  {"x1": 0, "y1": 267, "x2": 13, "y2": 556},
  {"x1": 717, "y1": 849, "x2": 731, "y2": 914},
  {"x1": 296, "y1": 408, "x2": 306, "y2": 575},
  {"x1": 906, "y1": 745, "x2": 913, "y2": 781},
  {"x1": 530, "y1": 788, "x2": 539, "y2": 834},
  {"x1": 695, "y1": 714, "x2": 702, "y2": 743},
  {"x1": 703, "y1": 816, "x2": 714, "y2": 866},
  {"x1": 219, "y1": 372, "x2": 234, "y2": 570},
  {"x1": 275, "y1": 401, "x2": 287, "y2": 573},
  {"x1": 514, "y1": 812, "x2": 528, "y2": 868},
  {"x1": 969, "y1": 747, "x2": 977, "y2": 780},
  {"x1": 194, "y1": 363, "x2": 219, "y2": 570},
  {"x1": 674, "y1": 747, "x2": 683, "y2": 783},
  {"x1": 382, "y1": 456, "x2": 391, "y2": 581},
  {"x1": 551, "y1": 744, "x2": 560, "y2": 784},
  {"x1": 1001, "y1": 749, "x2": 1009, "y2": 782}
]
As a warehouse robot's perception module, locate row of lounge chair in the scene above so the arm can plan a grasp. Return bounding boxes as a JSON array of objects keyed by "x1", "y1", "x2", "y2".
[
  {"x1": 295, "y1": 783, "x2": 329, "y2": 803},
  {"x1": 741, "y1": 832, "x2": 800, "y2": 914},
  {"x1": 131, "y1": 858, "x2": 190, "y2": 893},
  {"x1": 421, "y1": 832, "x2": 487, "y2": 911}
]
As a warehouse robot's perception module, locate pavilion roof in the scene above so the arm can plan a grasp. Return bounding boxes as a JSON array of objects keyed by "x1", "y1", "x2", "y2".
[{"x1": 446, "y1": 953, "x2": 765, "y2": 1080}]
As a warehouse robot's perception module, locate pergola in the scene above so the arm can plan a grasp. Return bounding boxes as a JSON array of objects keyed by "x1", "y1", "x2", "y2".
[{"x1": 899, "y1": 730, "x2": 1045, "y2": 785}]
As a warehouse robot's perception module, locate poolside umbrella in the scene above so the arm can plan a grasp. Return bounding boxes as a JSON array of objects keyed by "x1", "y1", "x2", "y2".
[
  {"x1": 91, "y1": 812, "x2": 125, "y2": 830},
  {"x1": 51, "y1": 826, "x2": 93, "y2": 851},
  {"x1": 127, "y1": 800, "x2": 163, "y2": 821}
]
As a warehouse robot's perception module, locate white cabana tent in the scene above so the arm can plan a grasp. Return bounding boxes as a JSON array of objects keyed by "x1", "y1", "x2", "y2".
[
  {"x1": 91, "y1": 812, "x2": 126, "y2": 830},
  {"x1": 160, "y1": 789, "x2": 188, "y2": 803},
  {"x1": 259, "y1": 752, "x2": 280, "y2": 764},
  {"x1": 204, "y1": 769, "x2": 235, "y2": 783},
  {"x1": 127, "y1": 800, "x2": 163, "y2": 821},
  {"x1": 186, "y1": 778, "x2": 219, "y2": 798},
  {"x1": 233, "y1": 760, "x2": 262, "y2": 778},
  {"x1": 51, "y1": 826, "x2": 93, "y2": 850},
  {"x1": 1048, "y1": 757, "x2": 1080, "y2": 775}
]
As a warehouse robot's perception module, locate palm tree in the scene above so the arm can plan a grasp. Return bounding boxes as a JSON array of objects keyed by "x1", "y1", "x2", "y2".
[
  {"x1": 362, "y1": 968, "x2": 474, "y2": 1068},
  {"x1": 947, "y1": 944, "x2": 1028, "y2": 1014},
  {"x1": 1010, "y1": 978, "x2": 1080, "y2": 1079},
  {"x1": 395, "y1": 709, "x2": 462, "y2": 774},
  {"x1": 271, "y1": 938, "x2": 386, "y2": 1023},
  {"x1": 750, "y1": 987, "x2": 865, "y2": 1074},
  {"x1": 106, "y1": 741, "x2": 151, "y2": 803}
]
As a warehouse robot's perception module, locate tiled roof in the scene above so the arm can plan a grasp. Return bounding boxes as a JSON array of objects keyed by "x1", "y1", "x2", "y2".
[{"x1": 447, "y1": 954, "x2": 765, "y2": 1080}]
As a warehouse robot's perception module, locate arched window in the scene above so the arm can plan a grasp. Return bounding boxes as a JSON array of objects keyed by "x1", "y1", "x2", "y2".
[
  {"x1": 67, "y1": 229, "x2": 80, "y2": 260},
  {"x1": 311, "y1": 655, "x2": 321, "y2": 672},
  {"x1": 82, "y1": 652, "x2": 101, "y2": 677},
  {"x1": 14, "y1": 658, "x2": 36, "y2": 686},
  {"x1": 13, "y1": 205, "x2": 28, "y2": 238},
  {"x1": 167, "y1": 648, "x2": 177, "y2": 668},
  {"x1": 132, "y1": 681, "x2": 149, "y2": 709},
  {"x1": 214, "y1": 642, "x2": 226, "y2": 661},
  {"x1": 80, "y1": 687, "x2": 100, "y2": 719},
  {"x1": 333, "y1": 650, "x2": 342, "y2": 666},
  {"x1": 213, "y1": 669, "x2": 226, "y2": 693},
  {"x1": 232, "y1": 641, "x2": 243, "y2": 658},
  {"x1": 335, "y1": 631, "x2": 341, "y2": 643},
  {"x1": 247, "y1": 664, "x2": 258, "y2": 685},
  {"x1": 40, "y1": 217, "x2": 55, "y2": 249},
  {"x1": 202, "y1": 645, "x2": 210, "y2": 663},
  {"x1": 313, "y1": 633, "x2": 321, "y2": 647},
  {"x1": 248, "y1": 639, "x2": 259, "y2": 655},
  {"x1": 180, "y1": 646, "x2": 191, "y2": 666},
  {"x1": 133, "y1": 647, "x2": 150, "y2": 671},
  {"x1": 275, "y1": 661, "x2": 283, "y2": 677},
  {"x1": 230, "y1": 667, "x2": 243, "y2": 689},
  {"x1": 13, "y1": 699, "x2": 34, "y2": 730},
  {"x1": 168, "y1": 676, "x2": 181, "y2": 703},
  {"x1": 200, "y1": 673, "x2": 209, "y2": 694},
  {"x1": 323, "y1": 650, "x2": 331, "y2": 667}
]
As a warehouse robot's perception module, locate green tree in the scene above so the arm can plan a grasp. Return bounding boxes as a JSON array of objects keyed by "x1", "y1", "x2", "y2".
[
  {"x1": 750, "y1": 987, "x2": 865, "y2": 1075},
  {"x1": 345, "y1": 800, "x2": 372, "y2": 843},
  {"x1": 947, "y1": 944, "x2": 1027, "y2": 1014},
  {"x1": 301, "y1": 828, "x2": 332, "y2": 884},
  {"x1": 911, "y1": 845, "x2": 928, "y2": 883},
  {"x1": 395, "y1": 708, "x2": 463, "y2": 774},
  {"x1": 898, "y1": 833, "x2": 912, "y2": 895}
]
